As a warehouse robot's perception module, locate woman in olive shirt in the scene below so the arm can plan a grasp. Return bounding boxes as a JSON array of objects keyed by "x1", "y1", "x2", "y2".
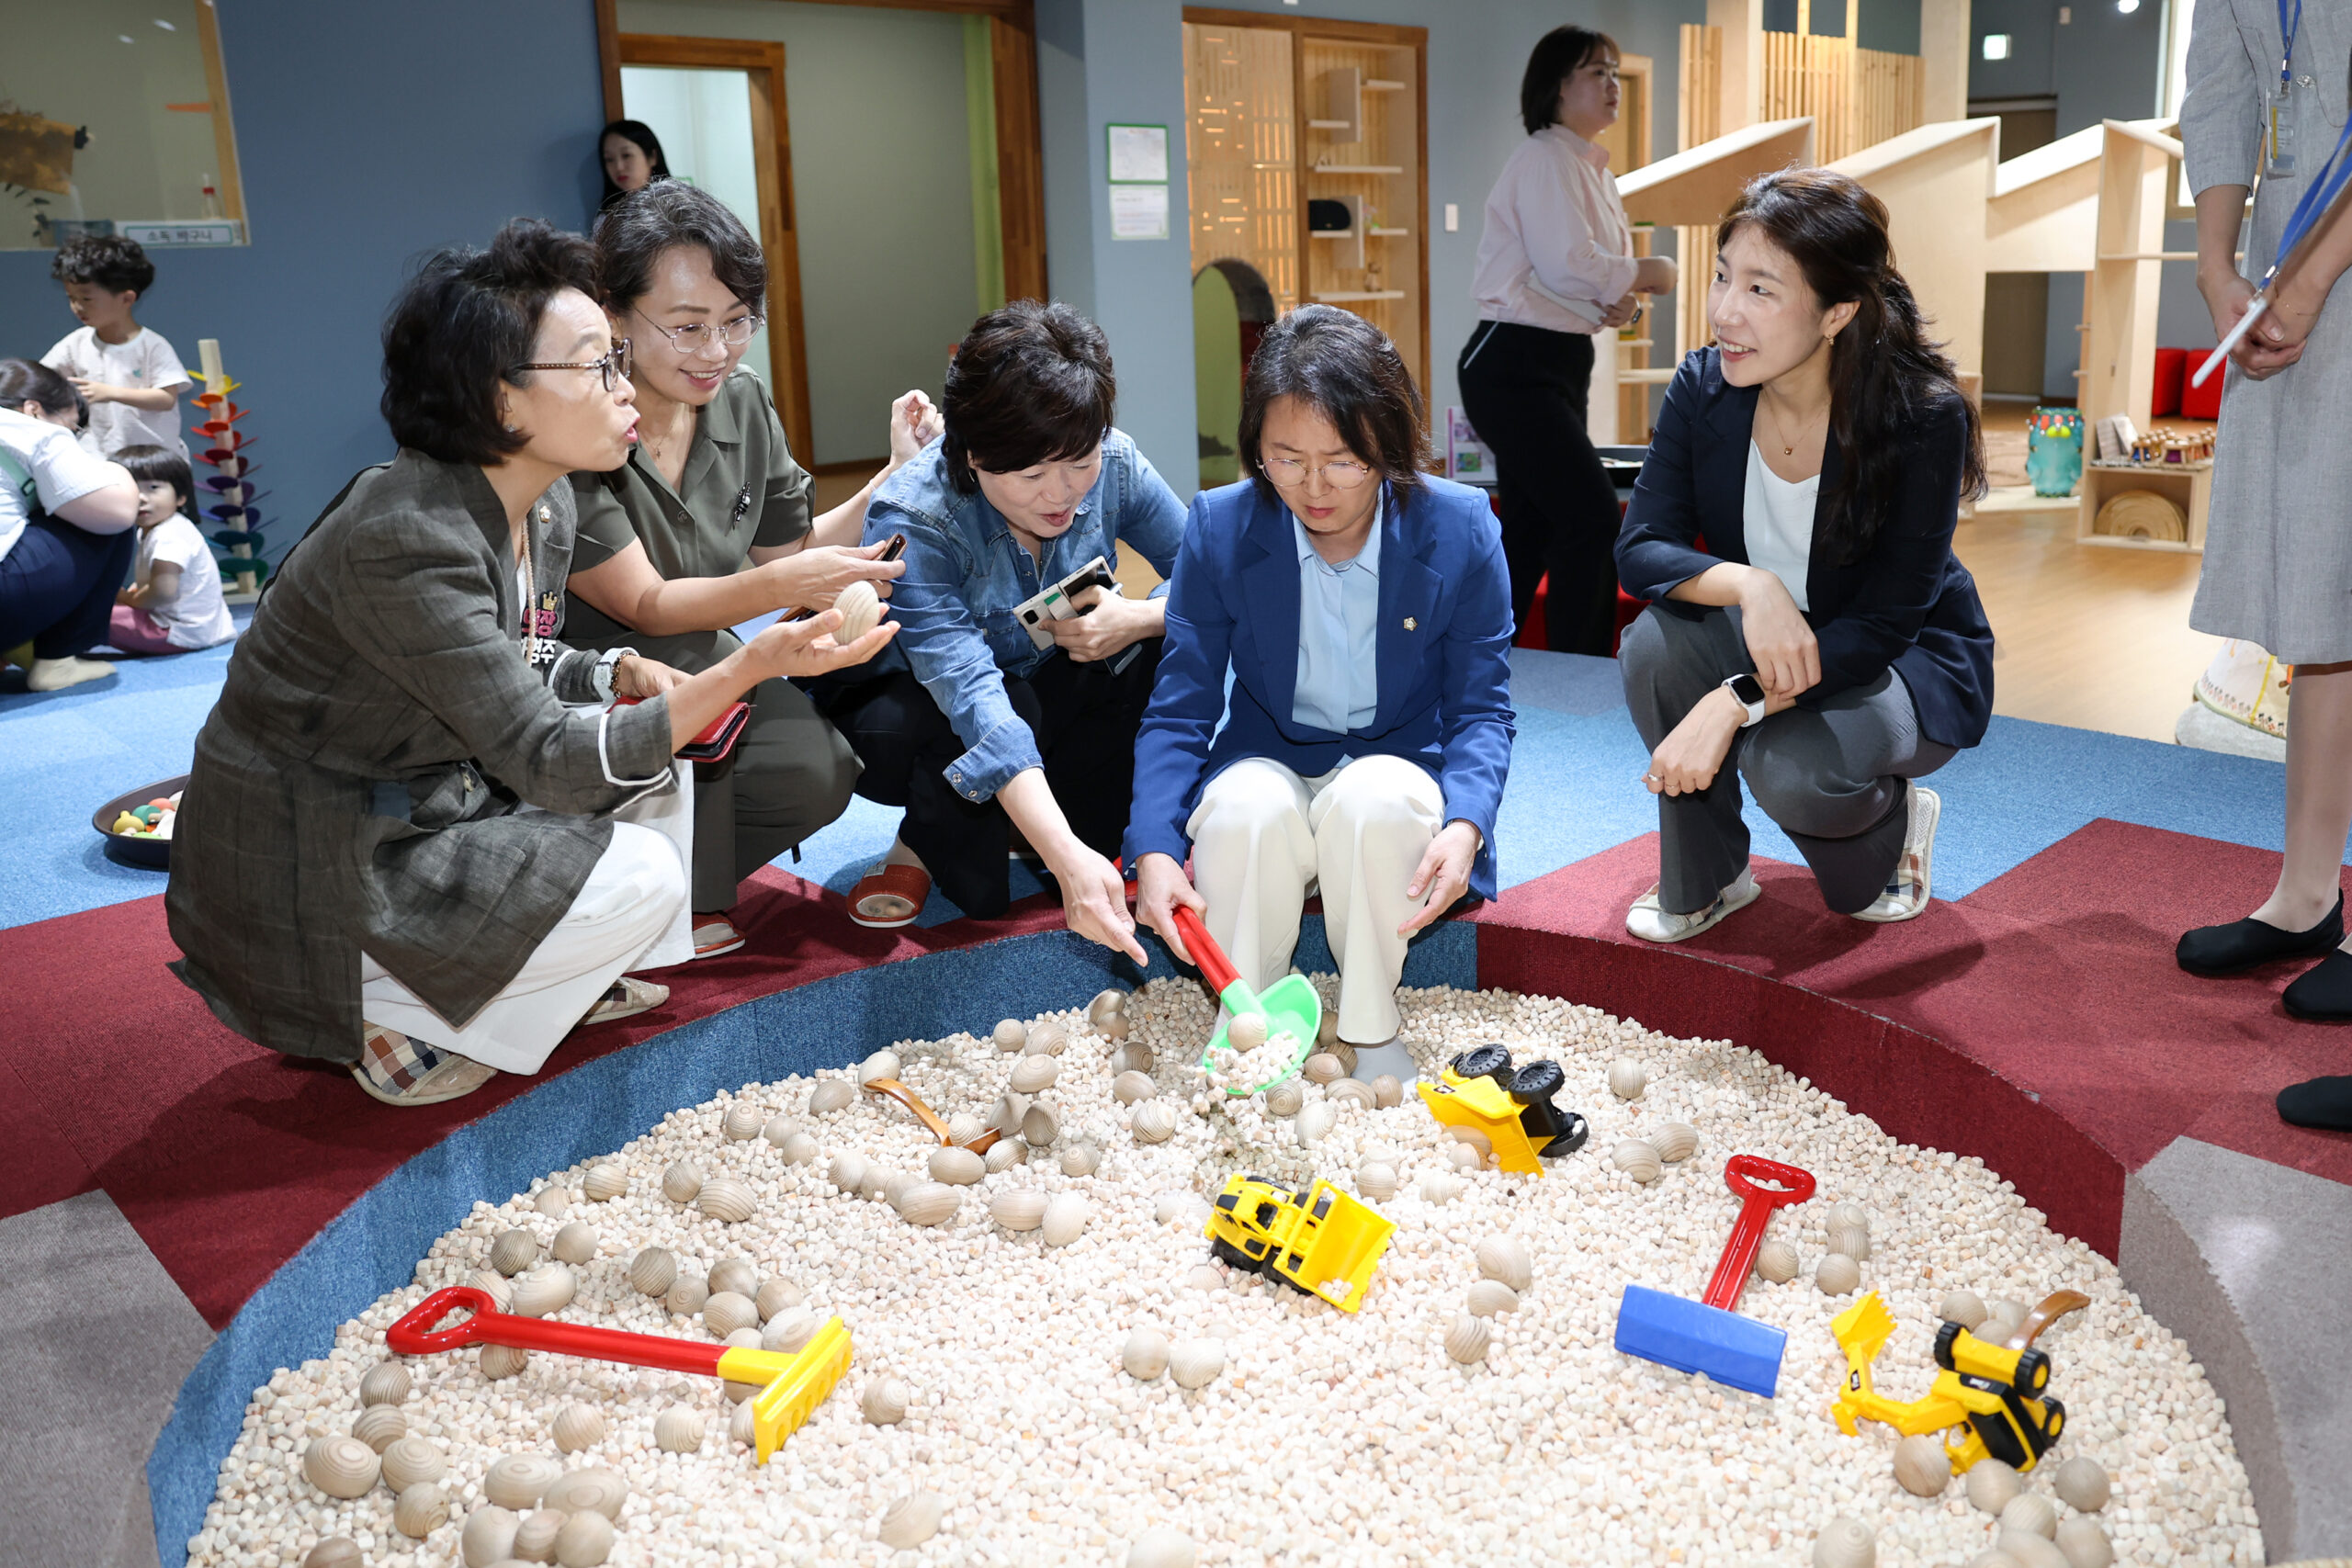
[{"x1": 567, "y1": 182, "x2": 937, "y2": 954}]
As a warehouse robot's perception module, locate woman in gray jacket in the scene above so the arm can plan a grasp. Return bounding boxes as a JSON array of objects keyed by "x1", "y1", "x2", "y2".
[{"x1": 166, "y1": 220, "x2": 894, "y2": 1107}]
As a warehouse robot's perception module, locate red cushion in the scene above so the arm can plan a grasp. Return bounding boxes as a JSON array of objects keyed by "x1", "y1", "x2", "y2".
[
  {"x1": 2152, "y1": 347, "x2": 2186, "y2": 419},
  {"x1": 2180, "y1": 355, "x2": 2224, "y2": 420}
]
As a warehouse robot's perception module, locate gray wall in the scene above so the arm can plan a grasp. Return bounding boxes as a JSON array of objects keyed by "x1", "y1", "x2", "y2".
[{"x1": 617, "y1": 0, "x2": 978, "y2": 467}]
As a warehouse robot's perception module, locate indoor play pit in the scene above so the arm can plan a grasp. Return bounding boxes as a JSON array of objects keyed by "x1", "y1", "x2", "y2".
[{"x1": 189, "y1": 982, "x2": 2261, "y2": 1568}]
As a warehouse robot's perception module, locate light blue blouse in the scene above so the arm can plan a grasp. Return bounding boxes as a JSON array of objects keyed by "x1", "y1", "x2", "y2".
[{"x1": 1290, "y1": 498, "x2": 1382, "y2": 734}]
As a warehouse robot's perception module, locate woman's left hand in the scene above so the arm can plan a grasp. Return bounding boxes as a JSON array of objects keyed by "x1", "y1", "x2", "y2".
[
  {"x1": 612, "y1": 654, "x2": 689, "y2": 699},
  {"x1": 1599, "y1": 292, "x2": 1641, "y2": 328},
  {"x1": 1399, "y1": 820, "x2": 1482, "y2": 936},
  {"x1": 887, "y1": 390, "x2": 944, "y2": 468},
  {"x1": 1048, "y1": 587, "x2": 1159, "y2": 661},
  {"x1": 1642, "y1": 690, "x2": 1742, "y2": 796}
]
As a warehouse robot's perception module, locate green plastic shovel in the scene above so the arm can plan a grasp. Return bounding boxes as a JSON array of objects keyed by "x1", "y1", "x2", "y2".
[{"x1": 1171, "y1": 906, "x2": 1321, "y2": 1095}]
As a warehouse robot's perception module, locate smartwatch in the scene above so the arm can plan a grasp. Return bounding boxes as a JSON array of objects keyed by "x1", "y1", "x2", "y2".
[
  {"x1": 593, "y1": 645, "x2": 638, "y2": 705},
  {"x1": 1723, "y1": 672, "x2": 1768, "y2": 728}
]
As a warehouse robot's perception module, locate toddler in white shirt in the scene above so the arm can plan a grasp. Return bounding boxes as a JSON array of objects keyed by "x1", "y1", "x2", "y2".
[
  {"x1": 42, "y1": 235, "x2": 192, "y2": 457},
  {"x1": 107, "y1": 445, "x2": 235, "y2": 654}
]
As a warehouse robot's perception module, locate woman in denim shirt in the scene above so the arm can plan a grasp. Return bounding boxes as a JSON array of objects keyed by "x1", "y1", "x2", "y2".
[{"x1": 814, "y1": 302, "x2": 1184, "y2": 952}]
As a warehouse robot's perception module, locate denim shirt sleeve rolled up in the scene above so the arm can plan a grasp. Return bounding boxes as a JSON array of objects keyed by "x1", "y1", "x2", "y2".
[{"x1": 862, "y1": 428, "x2": 1187, "y2": 802}]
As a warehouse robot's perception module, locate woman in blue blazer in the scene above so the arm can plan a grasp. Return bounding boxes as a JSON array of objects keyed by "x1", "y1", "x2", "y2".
[
  {"x1": 1613, "y1": 169, "x2": 1991, "y2": 941},
  {"x1": 1127, "y1": 307, "x2": 1516, "y2": 1079}
]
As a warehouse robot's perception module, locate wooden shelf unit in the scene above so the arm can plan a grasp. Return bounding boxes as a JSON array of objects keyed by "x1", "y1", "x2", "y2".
[{"x1": 2076, "y1": 461, "x2": 2211, "y2": 554}]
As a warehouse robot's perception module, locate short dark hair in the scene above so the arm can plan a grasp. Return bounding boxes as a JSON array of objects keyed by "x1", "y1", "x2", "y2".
[
  {"x1": 942, "y1": 300, "x2": 1116, "y2": 495},
  {"x1": 594, "y1": 180, "x2": 766, "y2": 319},
  {"x1": 598, "y1": 118, "x2": 672, "y2": 210},
  {"x1": 51, "y1": 233, "x2": 157, "y2": 296},
  {"x1": 0, "y1": 357, "x2": 78, "y2": 420},
  {"x1": 1238, "y1": 305, "x2": 1429, "y2": 502},
  {"x1": 114, "y1": 444, "x2": 198, "y2": 517},
  {"x1": 1520, "y1": 26, "x2": 1619, "y2": 136},
  {"x1": 380, "y1": 218, "x2": 602, "y2": 467}
]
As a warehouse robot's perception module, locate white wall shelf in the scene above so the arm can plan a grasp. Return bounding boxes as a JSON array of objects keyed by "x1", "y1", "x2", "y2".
[{"x1": 1313, "y1": 289, "x2": 1407, "y2": 301}]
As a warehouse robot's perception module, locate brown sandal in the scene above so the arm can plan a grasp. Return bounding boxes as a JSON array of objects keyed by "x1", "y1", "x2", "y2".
[{"x1": 851, "y1": 863, "x2": 930, "y2": 929}]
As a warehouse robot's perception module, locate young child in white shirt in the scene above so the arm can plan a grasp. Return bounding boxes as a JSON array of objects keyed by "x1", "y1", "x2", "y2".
[
  {"x1": 107, "y1": 445, "x2": 235, "y2": 654},
  {"x1": 42, "y1": 235, "x2": 192, "y2": 457}
]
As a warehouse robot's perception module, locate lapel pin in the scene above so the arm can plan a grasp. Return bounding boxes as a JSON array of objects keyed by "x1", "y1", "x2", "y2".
[{"x1": 1404, "y1": 616, "x2": 1418, "y2": 631}]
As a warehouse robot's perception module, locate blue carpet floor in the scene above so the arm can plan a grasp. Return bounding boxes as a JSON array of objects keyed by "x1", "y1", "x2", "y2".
[{"x1": 0, "y1": 633, "x2": 2306, "y2": 934}]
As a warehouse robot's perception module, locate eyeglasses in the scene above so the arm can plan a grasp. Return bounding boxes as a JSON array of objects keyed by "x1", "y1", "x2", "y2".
[
  {"x1": 1261, "y1": 455, "x2": 1374, "y2": 491},
  {"x1": 634, "y1": 309, "x2": 763, "y2": 355},
  {"x1": 511, "y1": 339, "x2": 631, "y2": 392}
]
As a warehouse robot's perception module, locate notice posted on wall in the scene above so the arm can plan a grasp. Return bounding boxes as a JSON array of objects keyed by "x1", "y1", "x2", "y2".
[
  {"x1": 1110, "y1": 183, "x2": 1170, "y2": 242},
  {"x1": 1447, "y1": 407, "x2": 1498, "y2": 485}
]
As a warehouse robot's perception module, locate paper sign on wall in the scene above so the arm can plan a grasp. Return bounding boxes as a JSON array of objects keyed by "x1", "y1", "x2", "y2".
[
  {"x1": 1106, "y1": 123, "x2": 1170, "y2": 184},
  {"x1": 1110, "y1": 184, "x2": 1170, "y2": 242}
]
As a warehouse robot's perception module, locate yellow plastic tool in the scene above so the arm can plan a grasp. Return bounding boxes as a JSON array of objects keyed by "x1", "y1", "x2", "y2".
[
  {"x1": 1830, "y1": 1289, "x2": 2085, "y2": 1473},
  {"x1": 1418, "y1": 1072, "x2": 1546, "y2": 1175},
  {"x1": 720, "y1": 1317, "x2": 855, "y2": 1462},
  {"x1": 1204, "y1": 1175, "x2": 1396, "y2": 1311}
]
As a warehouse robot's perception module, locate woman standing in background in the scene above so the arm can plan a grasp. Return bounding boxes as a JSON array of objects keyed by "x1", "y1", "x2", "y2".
[
  {"x1": 599, "y1": 119, "x2": 671, "y2": 211},
  {"x1": 1457, "y1": 24, "x2": 1676, "y2": 656}
]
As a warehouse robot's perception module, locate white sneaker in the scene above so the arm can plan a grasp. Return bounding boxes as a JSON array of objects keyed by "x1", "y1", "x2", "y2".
[
  {"x1": 1627, "y1": 869, "x2": 1760, "y2": 943},
  {"x1": 1852, "y1": 784, "x2": 1940, "y2": 923},
  {"x1": 28, "y1": 656, "x2": 117, "y2": 692}
]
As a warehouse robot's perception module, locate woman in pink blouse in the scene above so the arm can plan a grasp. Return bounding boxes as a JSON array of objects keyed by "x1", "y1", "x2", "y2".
[{"x1": 1457, "y1": 26, "x2": 1677, "y2": 656}]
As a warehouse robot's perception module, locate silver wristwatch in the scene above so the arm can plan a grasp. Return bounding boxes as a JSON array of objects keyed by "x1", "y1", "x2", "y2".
[
  {"x1": 593, "y1": 645, "x2": 637, "y2": 704},
  {"x1": 1723, "y1": 672, "x2": 1768, "y2": 728}
]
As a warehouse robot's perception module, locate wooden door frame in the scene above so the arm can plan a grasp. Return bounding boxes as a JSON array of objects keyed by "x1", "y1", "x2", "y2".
[
  {"x1": 612, "y1": 34, "x2": 817, "y2": 462},
  {"x1": 1182, "y1": 8, "x2": 1431, "y2": 393},
  {"x1": 597, "y1": 0, "x2": 1046, "y2": 308}
]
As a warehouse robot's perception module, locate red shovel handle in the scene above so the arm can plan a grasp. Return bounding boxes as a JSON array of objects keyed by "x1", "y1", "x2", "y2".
[
  {"x1": 387, "y1": 1286, "x2": 726, "y2": 1378},
  {"x1": 1170, "y1": 906, "x2": 1240, "y2": 995},
  {"x1": 1702, "y1": 1155, "x2": 1817, "y2": 1311}
]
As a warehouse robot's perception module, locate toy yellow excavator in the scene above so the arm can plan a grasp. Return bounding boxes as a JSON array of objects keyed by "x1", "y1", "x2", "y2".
[
  {"x1": 1830, "y1": 1289, "x2": 2089, "y2": 1473},
  {"x1": 1417, "y1": 1044, "x2": 1589, "y2": 1176},
  {"x1": 1205, "y1": 1174, "x2": 1396, "y2": 1312}
]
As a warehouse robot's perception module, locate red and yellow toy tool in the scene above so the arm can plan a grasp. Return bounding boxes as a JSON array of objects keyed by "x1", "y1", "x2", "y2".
[
  {"x1": 1830, "y1": 1289, "x2": 2088, "y2": 1473},
  {"x1": 387, "y1": 1286, "x2": 850, "y2": 1463}
]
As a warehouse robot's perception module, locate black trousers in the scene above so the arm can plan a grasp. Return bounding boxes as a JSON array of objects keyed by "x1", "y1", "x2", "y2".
[
  {"x1": 813, "y1": 641, "x2": 1162, "y2": 919},
  {"x1": 0, "y1": 518, "x2": 135, "y2": 659},
  {"x1": 1455, "y1": 320, "x2": 1623, "y2": 657}
]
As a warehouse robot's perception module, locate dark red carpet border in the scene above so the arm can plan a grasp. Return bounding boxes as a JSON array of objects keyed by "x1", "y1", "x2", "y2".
[{"x1": 2, "y1": 818, "x2": 2344, "y2": 1327}]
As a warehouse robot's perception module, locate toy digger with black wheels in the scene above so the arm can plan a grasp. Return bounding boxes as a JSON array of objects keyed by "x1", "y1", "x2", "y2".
[
  {"x1": 1206, "y1": 1175, "x2": 1396, "y2": 1313},
  {"x1": 1831, "y1": 1289, "x2": 2089, "y2": 1473}
]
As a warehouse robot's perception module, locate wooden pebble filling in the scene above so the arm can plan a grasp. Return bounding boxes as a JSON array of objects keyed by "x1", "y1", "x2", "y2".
[{"x1": 185, "y1": 982, "x2": 2258, "y2": 1567}]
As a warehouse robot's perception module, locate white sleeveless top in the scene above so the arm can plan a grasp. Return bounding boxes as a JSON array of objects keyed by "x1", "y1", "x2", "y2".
[{"x1": 1743, "y1": 440, "x2": 1819, "y2": 612}]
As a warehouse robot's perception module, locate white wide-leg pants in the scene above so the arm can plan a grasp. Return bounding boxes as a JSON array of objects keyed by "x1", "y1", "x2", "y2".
[
  {"x1": 358, "y1": 771, "x2": 694, "y2": 1075},
  {"x1": 1186, "y1": 753, "x2": 1444, "y2": 1047}
]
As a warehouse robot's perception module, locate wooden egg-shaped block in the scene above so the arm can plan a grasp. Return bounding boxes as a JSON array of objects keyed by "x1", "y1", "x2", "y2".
[
  {"x1": 1109, "y1": 1042, "x2": 1154, "y2": 1077},
  {"x1": 2054, "y1": 1517, "x2": 2114, "y2": 1568},
  {"x1": 1611, "y1": 1139, "x2": 1664, "y2": 1183},
  {"x1": 481, "y1": 1343, "x2": 530, "y2": 1380},
  {"x1": 945, "y1": 1111, "x2": 989, "y2": 1147},
  {"x1": 2000, "y1": 1529, "x2": 2074, "y2": 1568},
  {"x1": 352, "y1": 1403, "x2": 407, "y2": 1452},
  {"x1": 1009, "y1": 1055, "x2": 1059, "y2": 1095},
  {"x1": 1328, "y1": 1079, "x2": 1375, "y2": 1110},
  {"x1": 703, "y1": 1290, "x2": 759, "y2": 1338},
  {"x1": 1227, "y1": 1011, "x2": 1269, "y2": 1052},
  {"x1": 654, "y1": 1405, "x2": 706, "y2": 1453},
  {"x1": 1754, "y1": 1238, "x2": 1801, "y2": 1284},
  {"x1": 895, "y1": 1181, "x2": 962, "y2": 1226},
  {"x1": 1826, "y1": 1220, "x2": 1872, "y2": 1262},
  {"x1": 550, "y1": 1221, "x2": 599, "y2": 1266},
  {"x1": 1444, "y1": 1314, "x2": 1491, "y2": 1365},
  {"x1": 1356, "y1": 1163, "x2": 1398, "y2": 1201},
  {"x1": 663, "y1": 1277, "x2": 709, "y2": 1317},
  {"x1": 1100, "y1": 1012, "x2": 1132, "y2": 1041},
  {"x1": 832, "y1": 578, "x2": 883, "y2": 643},
  {"x1": 993, "y1": 1017, "x2": 1028, "y2": 1052},
  {"x1": 1650, "y1": 1122, "x2": 1700, "y2": 1163},
  {"x1": 1122, "y1": 1327, "x2": 1170, "y2": 1381},
  {"x1": 513, "y1": 1509, "x2": 564, "y2": 1562},
  {"x1": 1168, "y1": 1337, "x2": 1226, "y2": 1390},
  {"x1": 1027, "y1": 1018, "x2": 1068, "y2": 1055},
  {"x1": 861, "y1": 1376, "x2": 910, "y2": 1426},
  {"x1": 1317, "y1": 1011, "x2": 1340, "y2": 1047},
  {"x1": 2052, "y1": 1456, "x2": 2111, "y2": 1514},
  {"x1": 1127, "y1": 1528, "x2": 1199, "y2": 1568},
  {"x1": 1302, "y1": 1053, "x2": 1345, "y2": 1085},
  {"x1": 1059, "y1": 1142, "x2": 1102, "y2": 1177},
  {"x1": 464, "y1": 1268, "x2": 514, "y2": 1312},
  {"x1": 2000, "y1": 1494, "x2": 2057, "y2": 1540},
  {"x1": 1262, "y1": 1080, "x2": 1305, "y2": 1118},
  {"x1": 729, "y1": 1397, "x2": 757, "y2": 1448},
  {"x1": 990, "y1": 1189, "x2": 1048, "y2": 1231},
  {"x1": 698, "y1": 1177, "x2": 756, "y2": 1222},
  {"x1": 1155, "y1": 1191, "x2": 1208, "y2": 1226},
  {"x1": 763, "y1": 1306, "x2": 819, "y2": 1354},
  {"x1": 534, "y1": 1186, "x2": 572, "y2": 1218},
  {"x1": 510, "y1": 1263, "x2": 576, "y2": 1319},
  {"x1": 722, "y1": 1100, "x2": 766, "y2": 1141},
  {"x1": 554, "y1": 1508, "x2": 616, "y2": 1568},
  {"x1": 829, "y1": 1153, "x2": 870, "y2": 1195},
  {"x1": 483, "y1": 1453, "x2": 564, "y2": 1511},
  {"x1": 1811, "y1": 1517, "x2": 1876, "y2": 1568},
  {"x1": 1088, "y1": 987, "x2": 1127, "y2": 1027},
  {"x1": 1328, "y1": 1043, "x2": 1357, "y2": 1076},
  {"x1": 1815, "y1": 1253, "x2": 1861, "y2": 1296},
  {"x1": 1371, "y1": 1074, "x2": 1403, "y2": 1109},
  {"x1": 1476, "y1": 1235, "x2": 1532, "y2": 1293},
  {"x1": 460, "y1": 1504, "x2": 519, "y2": 1568},
  {"x1": 1445, "y1": 1143, "x2": 1481, "y2": 1172},
  {"x1": 1832, "y1": 1200, "x2": 1870, "y2": 1230},
  {"x1": 858, "y1": 1048, "x2": 901, "y2": 1084},
  {"x1": 1607, "y1": 1057, "x2": 1647, "y2": 1100},
  {"x1": 379, "y1": 1434, "x2": 447, "y2": 1492},
  {"x1": 1022, "y1": 1105, "x2": 1059, "y2": 1147},
  {"x1": 755, "y1": 1277, "x2": 803, "y2": 1321},
  {"x1": 302, "y1": 1540, "x2": 362, "y2": 1568},
  {"x1": 707, "y1": 1258, "x2": 758, "y2": 1301},
  {"x1": 1892, "y1": 1432, "x2": 1951, "y2": 1496},
  {"x1": 1042, "y1": 1191, "x2": 1089, "y2": 1247},
  {"x1": 985, "y1": 1139, "x2": 1027, "y2": 1173},
  {"x1": 628, "y1": 1247, "x2": 676, "y2": 1298},
  {"x1": 489, "y1": 1228, "x2": 538, "y2": 1277},
  {"x1": 581, "y1": 1163, "x2": 627, "y2": 1203},
  {"x1": 1130, "y1": 1100, "x2": 1177, "y2": 1144},
  {"x1": 758, "y1": 1111, "x2": 797, "y2": 1145},
  {"x1": 808, "y1": 1078, "x2": 854, "y2": 1113},
  {"x1": 989, "y1": 1093, "x2": 1029, "y2": 1136},
  {"x1": 1294, "y1": 1102, "x2": 1336, "y2": 1145},
  {"x1": 930, "y1": 1145, "x2": 986, "y2": 1184},
  {"x1": 357, "y1": 1360, "x2": 412, "y2": 1408},
  {"x1": 878, "y1": 1492, "x2": 945, "y2": 1551},
  {"x1": 1419, "y1": 1172, "x2": 1464, "y2": 1204},
  {"x1": 543, "y1": 1467, "x2": 629, "y2": 1519},
  {"x1": 1448, "y1": 1126, "x2": 1495, "y2": 1159},
  {"x1": 661, "y1": 1160, "x2": 703, "y2": 1203},
  {"x1": 1466, "y1": 1279, "x2": 1521, "y2": 1316},
  {"x1": 1183, "y1": 1262, "x2": 1224, "y2": 1292},
  {"x1": 302, "y1": 1436, "x2": 379, "y2": 1500},
  {"x1": 1965, "y1": 1457, "x2": 2022, "y2": 1516},
  {"x1": 392, "y1": 1482, "x2": 447, "y2": 1540},
  {"x1": 552, "y1": 1403, "x2": 606, "y2": 1455},
  {"x1": 1939, "y1": 1289, "x2": 1988, "y2": 1330}
]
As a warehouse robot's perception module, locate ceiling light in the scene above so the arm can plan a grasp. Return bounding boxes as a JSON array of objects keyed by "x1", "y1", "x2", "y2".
[
  {"x1": 1982, "y1": 33, "x2": 2012, "y2": 60},
  {"x1": 2118, "y1": 0, "x2": 2140, "y2": 12}
]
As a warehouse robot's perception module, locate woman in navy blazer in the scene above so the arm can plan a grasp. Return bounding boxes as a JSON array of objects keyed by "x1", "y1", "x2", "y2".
[
  {"x1": 1127, "y1": 308, "x2": 1515, "y2": 1077},
  {"x1": 1613, "y1": 169, "x2": 1991, "y2": 941}
]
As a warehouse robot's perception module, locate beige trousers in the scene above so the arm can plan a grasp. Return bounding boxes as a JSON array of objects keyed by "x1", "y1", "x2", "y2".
[{"x1": 1186, "y1": 754, "x2": 1445, "y2": 1047}]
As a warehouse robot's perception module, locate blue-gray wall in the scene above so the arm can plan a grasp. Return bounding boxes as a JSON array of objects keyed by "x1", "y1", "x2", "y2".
[{"x1": 0, "y1": 0, "x2": 609, "y2": 565}]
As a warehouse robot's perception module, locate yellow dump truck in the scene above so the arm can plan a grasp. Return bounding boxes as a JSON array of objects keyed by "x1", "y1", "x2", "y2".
[{"x1": 1205, "y1": 1174, "x2": 1396, "y2": 1313}]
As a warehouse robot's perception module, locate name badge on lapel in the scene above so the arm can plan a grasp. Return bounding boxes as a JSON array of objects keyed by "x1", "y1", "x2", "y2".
[{"x1": 733, "y1": 484, "x2": 754, "y2": 523}]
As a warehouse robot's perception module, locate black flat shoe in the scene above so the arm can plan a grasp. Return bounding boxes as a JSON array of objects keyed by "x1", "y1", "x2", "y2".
[
  {"x1": 2283, "y1": 948, "x2": 2352, "y2": 1022},
  {"x1": 2278, "y1": 1074, "x2": 2352, "y2": 1131},
  {"x1": 2176, "y1": 894, "x2": 2345, "y2": 976}
]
